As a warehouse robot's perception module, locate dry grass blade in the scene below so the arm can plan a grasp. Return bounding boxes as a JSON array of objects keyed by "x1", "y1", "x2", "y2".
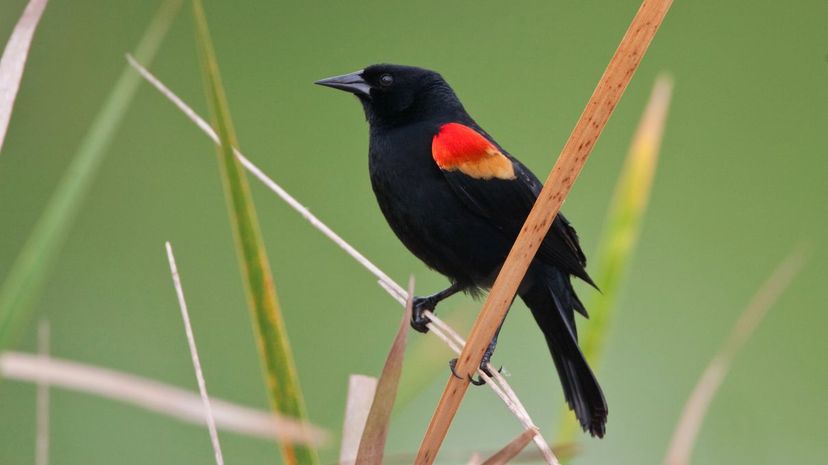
[
  {"x1": 510, "y1": 443, "x2": 580, "y2": 463},
  {"x1": 126, "y1": 57, "x2": 556, "y2": 464},
  {"x1": 35, "y1": 319, "x2": 49, "y2": 465},
  {"x1": 416, "y1": 1, "x2": 673, "y2": 463},
  {"x1": 0, "y1": 351, "x2": 328, "y2": 444},
  {"x1": 0, "y1": 0, "x2": 182, "y2": 351},
  {"x1": 663, "y1": 247, "x2": 808, "y2": 465},
  {"x1": 354, "y1": 277, "x2": 414, "y2": 465},
  {"x1": 0, "y1": 0, "x2": 48, "y2": 153},
  {"x1": 189, "y1": 1, "x2": 317, "y2": 464},
  {"x1": 165, "y1": 242, "x2": 224, "y2": 465},
  {"x1": 360, "y1": 442, "x2": 579, "y2": 465},
  {"x1": 558, "y1": 74, "x2": 673, "y2": 442},
  {"x1": 481, "y1": 428, "x2": 538, "y2": 465},
  {"x1": 339, "y1": 375, "x2": 378, "y2": 465},
  {"x1": 467, "y1": 453, "x2": 484, "y2": 465}
]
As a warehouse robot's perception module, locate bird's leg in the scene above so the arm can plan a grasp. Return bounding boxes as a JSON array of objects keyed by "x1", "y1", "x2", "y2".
[
  {"x1": 449, "y1": 321, "x2": 504, "y2": 386},
  {"x1": 410, "y1": 282, "x2": 464, "y2": 333}
]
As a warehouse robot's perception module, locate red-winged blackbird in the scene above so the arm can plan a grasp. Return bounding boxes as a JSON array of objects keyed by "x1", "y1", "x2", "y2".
[{"x1": 316, "y1": 64, "x2": 607, "y2": 437}]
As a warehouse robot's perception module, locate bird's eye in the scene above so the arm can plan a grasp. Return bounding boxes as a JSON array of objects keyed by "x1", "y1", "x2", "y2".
[{"x1": 379, "y1": 74, "x2": 394, "y2": 86}]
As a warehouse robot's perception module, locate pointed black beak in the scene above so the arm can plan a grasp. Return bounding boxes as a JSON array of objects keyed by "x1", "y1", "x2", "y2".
[{"x1": 314, "y1": 70, "x2": 372, "y2": 98}]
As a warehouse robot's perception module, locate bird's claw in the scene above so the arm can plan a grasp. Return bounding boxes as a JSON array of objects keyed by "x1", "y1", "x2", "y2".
[
  {"x1": 410, "y1": 296, "x2": 434, "y2": 333},
  {"x1": 448, "y1": 358, "x2": 501, "y2": 386}
]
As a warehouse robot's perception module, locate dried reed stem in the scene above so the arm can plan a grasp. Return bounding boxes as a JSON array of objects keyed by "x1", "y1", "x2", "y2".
[
  {"x1": 415, "y1": 1, "x2": 673, "y2": 462},
  {"x1": 663, "y1": 247, "x2": 807, "y2": 465},
  {"x1": 165, "y1": 242, "x2": 224, "y2": 465},
  {"x1": 0, "y1": 351, "x2": 327, "y2": 443},
  {"x1": 481, "y1": 428, "x2": 538, "y2": 465},
  {"x1": 338, "y1": 375, "x2": 378, "y2": 465},
  {"x1": 0, "y1": 0, "x2": 48, "y2": 153},
  {"x1": 127, "y1": 56, "x2": 557, "y2": 463},
  {"x1": 35, "y1": 319, "x2": 49, "y2": 465}
]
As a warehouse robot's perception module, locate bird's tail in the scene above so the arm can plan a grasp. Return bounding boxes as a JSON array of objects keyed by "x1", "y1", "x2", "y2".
[{"x1": 520, "y1": 268, "x2": 608, "y2": 437}]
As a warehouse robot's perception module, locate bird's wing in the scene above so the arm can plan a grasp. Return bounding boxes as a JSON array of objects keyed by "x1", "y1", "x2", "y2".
[{"x1": 432, "y1": 122, "x2": 594, "y2": 287}]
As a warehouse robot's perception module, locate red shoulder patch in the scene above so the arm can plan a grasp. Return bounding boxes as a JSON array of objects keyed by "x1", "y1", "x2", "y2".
[{"x1": 432, "y1": 123, "x2": 515, "y2": 180}]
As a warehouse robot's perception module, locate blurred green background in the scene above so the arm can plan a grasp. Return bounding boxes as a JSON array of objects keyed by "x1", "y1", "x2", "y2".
[{"x1": 1, "y1": 0, "x2": 826, "y2": 464}]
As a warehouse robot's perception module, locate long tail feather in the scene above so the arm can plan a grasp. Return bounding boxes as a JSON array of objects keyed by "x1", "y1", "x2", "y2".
[{"x1": 520, "y1": 267, "x2": 608, "y2": 437}]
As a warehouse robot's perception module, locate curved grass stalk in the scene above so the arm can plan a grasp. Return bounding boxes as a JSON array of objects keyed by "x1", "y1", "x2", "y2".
[{"x1": 663, "y1": 248, "x2": 807, "y2": 465}]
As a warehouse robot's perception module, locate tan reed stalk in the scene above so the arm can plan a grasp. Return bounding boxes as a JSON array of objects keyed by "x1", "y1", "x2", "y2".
[{"x1": 414, "y1": 1, "x2": 674, "y2": 463}]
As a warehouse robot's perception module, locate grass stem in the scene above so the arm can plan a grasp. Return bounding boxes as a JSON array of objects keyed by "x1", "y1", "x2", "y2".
[{"x1": 165, "y1": 242, "x2": 224, "y2": 465}]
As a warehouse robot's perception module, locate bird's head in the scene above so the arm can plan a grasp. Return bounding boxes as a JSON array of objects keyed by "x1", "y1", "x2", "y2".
[{"x1": 315, "y1": 64, "x2": 466, "y2": 128}]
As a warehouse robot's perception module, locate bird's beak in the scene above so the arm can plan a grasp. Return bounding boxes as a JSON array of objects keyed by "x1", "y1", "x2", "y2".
[{"x1": 314, "y1": 70, "x2": 372, "y2": 98}]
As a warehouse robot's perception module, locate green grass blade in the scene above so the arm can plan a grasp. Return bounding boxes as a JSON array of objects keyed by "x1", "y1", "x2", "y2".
[
  {"x1": 189, "y1": 2, "x2": 317, "y2": 464},
  {"x1": 0, "y1": 0, "x2": 183, "y2": 350},
  {"x1": 557, "y1": 75, "x2": 673, "y2": 443},
  {"x1": 582, "y1": 75, "x2": 673, "y2": 365}
]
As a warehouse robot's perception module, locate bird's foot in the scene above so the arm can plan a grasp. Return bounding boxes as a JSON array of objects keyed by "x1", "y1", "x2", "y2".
[
  {"x1": 410, "y1": 296, "x2": 436, "y2": 333},
  {"x1": 448, "y1": 357, "x2": 502, "y2": 386}
]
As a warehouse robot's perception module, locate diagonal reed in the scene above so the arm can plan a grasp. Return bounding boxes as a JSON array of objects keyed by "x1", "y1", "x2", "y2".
[{"x1": 414, "y1": 1, "x2": 674, "y2": 463}]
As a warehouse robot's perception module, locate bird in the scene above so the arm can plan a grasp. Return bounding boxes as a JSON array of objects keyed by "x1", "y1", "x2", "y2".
[{"x1": 315, "y1": 64, "x2": 607, "y2": 437}]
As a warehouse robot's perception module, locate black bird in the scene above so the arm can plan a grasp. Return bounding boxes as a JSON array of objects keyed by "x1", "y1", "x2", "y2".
[{"x1": 316, "y1": 64, "x2": 607, "y2": 437}]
